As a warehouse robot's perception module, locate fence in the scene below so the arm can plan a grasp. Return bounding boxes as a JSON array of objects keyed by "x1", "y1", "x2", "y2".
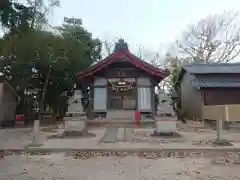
[{"x1": 202, "y1": 104, "x2": 240, "y2": 121}]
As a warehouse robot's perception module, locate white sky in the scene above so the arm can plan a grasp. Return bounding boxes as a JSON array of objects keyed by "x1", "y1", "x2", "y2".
[{"x1": 50, "y1": 0, "x2": 240, "y2": 52}]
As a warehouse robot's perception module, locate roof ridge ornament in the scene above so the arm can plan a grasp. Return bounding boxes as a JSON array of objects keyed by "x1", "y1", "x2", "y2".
[{"x1": 114, "y1": 39, "x2": 129, "y2": 52}]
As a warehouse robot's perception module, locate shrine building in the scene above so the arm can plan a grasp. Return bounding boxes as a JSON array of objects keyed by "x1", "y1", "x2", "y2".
[{"x1": 76, "y1": 39, "x2": 169, "y2": 118}]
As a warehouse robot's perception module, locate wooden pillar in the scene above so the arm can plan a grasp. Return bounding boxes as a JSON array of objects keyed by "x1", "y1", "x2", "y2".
[
  {"x1": 136, "y1": 77, "x2": 139, "y2": 111},
  {"x1": 106, "y1": 78, "x2": 109, "y2": 110},
  {"x1": 151, "y1": 81, "x2": 156, "y2": 120}
]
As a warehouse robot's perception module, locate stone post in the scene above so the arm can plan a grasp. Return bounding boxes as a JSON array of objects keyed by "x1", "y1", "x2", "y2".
[
  {"x1": 216, "y1": 119, "x2": 223, "y2": 141},
  {"x1": 213, "y1": 119, "x2": 232, "y2": 146},
  {"x1": 27, "y1": 119, "x2": 43, "y2": 147}
]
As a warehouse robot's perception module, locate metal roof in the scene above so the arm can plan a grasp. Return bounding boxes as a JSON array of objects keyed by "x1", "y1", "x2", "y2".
[
  {"x1": 191, "y1": 75, "x2": 240, "y2": 88},
  {"x1": 184, "y1": 63, "x2": 240, "y2": 74}
]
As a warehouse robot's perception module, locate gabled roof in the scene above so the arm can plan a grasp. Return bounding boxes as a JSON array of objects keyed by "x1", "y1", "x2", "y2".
[
  {"x1": 191, "y1": 75, "x2": 240, "y2": 88},
  {"x1": 184, "y1": 63, "x2": 240, "y2": 74},
  {"x1": 178, "y1": 63, "x2": 240, "y2": 82},
  {"x1": 76, "y1": 39, "x2": 169, "y2": 80},
  {"x1": 179, "y1": 63, "x2": 240, "y2": 88}
]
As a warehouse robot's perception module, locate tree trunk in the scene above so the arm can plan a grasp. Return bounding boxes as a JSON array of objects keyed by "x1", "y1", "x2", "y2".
[
  {"x1": 37, "y1": 66, "x2": 52, "y2": 121},
  {"x1": 31, "y1": 66, "x2": 51, "y2": 146}
]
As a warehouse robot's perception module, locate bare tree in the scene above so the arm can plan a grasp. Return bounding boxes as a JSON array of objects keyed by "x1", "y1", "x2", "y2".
[
  {"x1": 177, "y1": 11, "x2": 240, "y2": 63},
  {"x1": 135, "y1": 45, "x2": 165, "y2": 68},
  {"x1": 102, "y1": 40, "x2": 115, "y2": 57},
  {"x1": 26, "y1": 0, "x2": 60, "y2": 30},
  {"x1": 101, "y1": 39, "x2": 166, "y2": 69}
]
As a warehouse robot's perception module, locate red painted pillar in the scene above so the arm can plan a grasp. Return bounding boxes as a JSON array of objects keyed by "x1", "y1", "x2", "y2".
[{"x1": 135, "y1": 111, "x2": 140, "y2": 125}]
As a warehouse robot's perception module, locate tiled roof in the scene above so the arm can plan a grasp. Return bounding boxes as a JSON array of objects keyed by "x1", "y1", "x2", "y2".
[
  {"x1": 76, "y1": 39, "x2": 169, "y2": 80},
  {"x1": 191, "y1": 75, "x2": 240, "y2": 88},
  {"x1": 184, "y1": 63, "x2": 240, "y2": 74}
]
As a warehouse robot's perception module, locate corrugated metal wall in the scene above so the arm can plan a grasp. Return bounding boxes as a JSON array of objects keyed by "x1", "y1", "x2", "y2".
[
  {"x1": 93, "y1": 77, "x2": 107, "y2": 111},
  {"x1": 137, "y1": 87, "x2": 151, "y2": 110},
  {"x1": 137, "y1": 77, "x2": 152, "y2": 110},
  {"x1": 93, "y1": 88, "x2": 107, "y2": 110},
  {"x1": 203, "y1": 88, "x2": 240, "y2": 105}
]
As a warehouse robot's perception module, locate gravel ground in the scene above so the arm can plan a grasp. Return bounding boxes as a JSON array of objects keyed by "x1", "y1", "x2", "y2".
[
  {"x1": 0, "y1": 128, "x2": 33, "y2": 149},
  {"x1": 1, "y1": 153, "x2": 240, "y2": 180}
]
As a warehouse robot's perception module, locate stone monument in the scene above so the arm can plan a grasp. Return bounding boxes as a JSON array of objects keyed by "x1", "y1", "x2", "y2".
[
  {"x1": 153, "y1": 100, "x2": 178, "y2": 137},
  {"x1": 63, "y1": 89, "x2": 88, "y2": 136},
  {"x1": 67, "y1": 90, "x2": 84, "y2": 115}
]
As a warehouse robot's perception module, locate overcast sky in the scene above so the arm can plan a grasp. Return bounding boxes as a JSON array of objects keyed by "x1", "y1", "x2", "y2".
[
  {"x1": 50, "y1": 0, "x2": 240, "y2": 51},
  {"x1": 32, "y1": 0, "x2": 240, "y2": 52}
]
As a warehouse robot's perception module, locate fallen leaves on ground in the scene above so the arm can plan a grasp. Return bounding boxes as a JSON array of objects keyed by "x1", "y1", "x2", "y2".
[
  {"x1": 71, "y1": 151, "x2": 212, "y2": 160},
  {"x1": 211, "y1": 153, "x2": 240, "y2": 165},
  {"x1": 130, "y1": 139, "x2": 173, "y2": 144},
  {"x1": 41, "y1": 126, "x2": 58, "y2": 133},
  {"x1": 176, "y1": 170, "x2": 189, "y2": 176},
  {"x1": 192, "y1": 140, "x2": 213, "y2": 146}
]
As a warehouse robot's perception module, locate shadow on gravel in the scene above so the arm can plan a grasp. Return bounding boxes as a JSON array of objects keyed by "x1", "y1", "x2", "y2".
[
  {"x1": 151, "y1": 131, "x2": 183, "y2": 138},
  {"x1": 41, "y1": 127, "x2": 58, "y2": 133},
  {"x1": 212, "y1": 140, "x2": 234, "y2": 147},
  {"x1": 48, "y1": 131, "x2": 96, "y2": 139}
]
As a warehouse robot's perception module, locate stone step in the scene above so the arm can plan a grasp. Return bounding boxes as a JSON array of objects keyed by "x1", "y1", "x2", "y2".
[
  {"x1": 124, "y1": 128, "x2": 134, "y2": 141},
  {"x1": 106, "y1": 110, "x2": 135, "y2": 120},
  {"x1": 101, "y1": 127, "x2": 118, "y2": 142},
  {"x1": 109, "y1": 117, "x2": 133, "y2": 121},
  {"x1": 107, "y1": 115, "x2": 134, "y2": 120},
  {"x1": 88, "y1": 118, "x2": 154, "y2": 126},
  {"x1": 117, "y1": 128, "x2": 125, "y2": 141}
]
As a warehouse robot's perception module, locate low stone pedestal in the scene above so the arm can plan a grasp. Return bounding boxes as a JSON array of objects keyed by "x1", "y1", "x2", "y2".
[
  {"x1": 62, "y1": 113, "x2": 95, "y2": 138},
  {"x1": 64, "y1": 114, "x2": 86, "y2": 130},
  {"x1": 155, "y1": 117, "x2": 177, "y2": 134},
  {"x1": 155, "y1": 102, "x2": 177, "y2": 136},
  {"x1": 64, "y1": 113, "x2": 86, "y2": 132}
]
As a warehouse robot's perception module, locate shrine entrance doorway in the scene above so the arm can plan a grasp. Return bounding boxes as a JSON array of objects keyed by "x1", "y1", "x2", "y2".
[{"x1": 107, "y1": 78, "x2": 137, "y2": 110}]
